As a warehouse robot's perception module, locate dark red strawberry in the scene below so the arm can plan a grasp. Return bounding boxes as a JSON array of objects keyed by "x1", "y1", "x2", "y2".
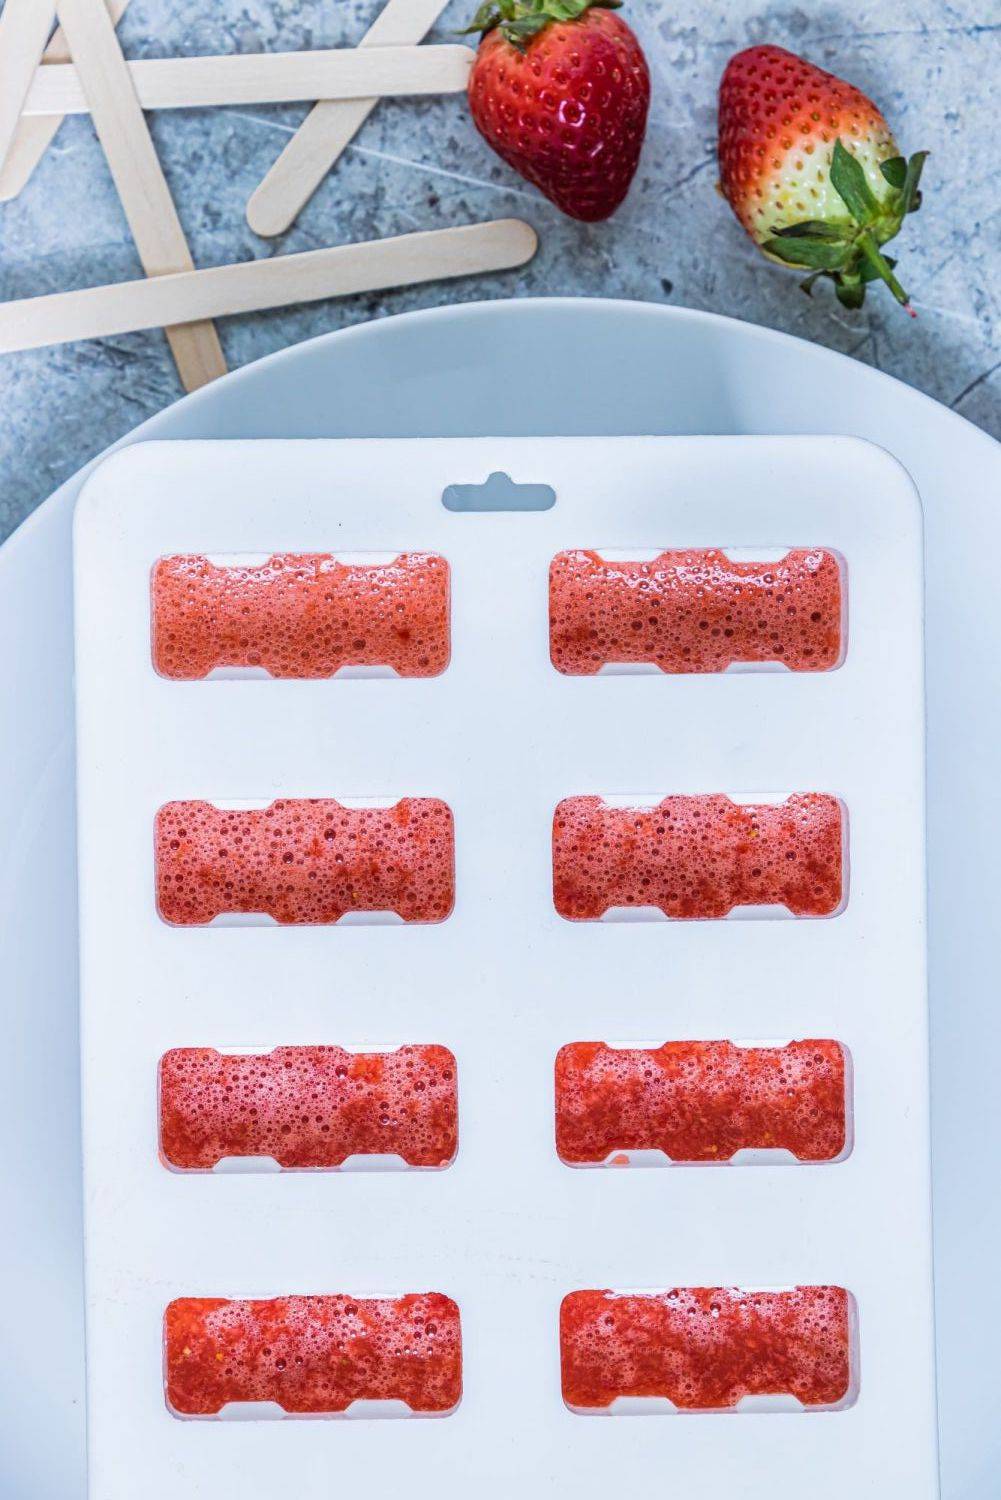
[
  {"x1": 465, "y1": 0, "x2": 650, "y2": 222},
  {"x1": 718, "y1": 44, "x2": 927, "y2": 311}
]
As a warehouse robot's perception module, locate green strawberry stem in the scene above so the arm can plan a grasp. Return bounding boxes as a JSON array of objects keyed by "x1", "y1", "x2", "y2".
[
  {"x1": 464, "y1": 0, "x2": 621, "y2": 48},
  {"x1": 856, "y1": 230, "x2": 916, "y2": 316},
  {"x1": 763, "y1": 139, "x2": 928, "y2": 313}
]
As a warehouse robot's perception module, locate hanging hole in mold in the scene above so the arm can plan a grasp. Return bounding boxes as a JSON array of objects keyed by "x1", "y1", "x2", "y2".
[{"x1": 442, "y1": 472, "x2": 556, "y2": 513}]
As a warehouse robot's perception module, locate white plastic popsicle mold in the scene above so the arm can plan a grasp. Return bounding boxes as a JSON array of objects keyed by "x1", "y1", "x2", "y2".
[{"x1": 73, "y1": 436, "x2": 937, "y2": 1499}]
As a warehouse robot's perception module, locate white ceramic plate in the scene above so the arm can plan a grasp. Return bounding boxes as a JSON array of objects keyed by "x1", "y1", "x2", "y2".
[{"x1": 1, "y1": 299, "x2": 998, "y2": 1500}]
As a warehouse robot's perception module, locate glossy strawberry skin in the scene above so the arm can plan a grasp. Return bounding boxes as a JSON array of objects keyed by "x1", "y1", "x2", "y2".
[
  {"x1": 468, "y1": 9, "x2": 650, "y2": 222},
  {"x1": 718, "y1": 44, "x2": 897, "y2": 243}
]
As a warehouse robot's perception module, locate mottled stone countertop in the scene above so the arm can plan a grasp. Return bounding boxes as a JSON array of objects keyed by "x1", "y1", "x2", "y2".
[{"x1": 0, "y1": 0, "x2": 997, "y2": 541}]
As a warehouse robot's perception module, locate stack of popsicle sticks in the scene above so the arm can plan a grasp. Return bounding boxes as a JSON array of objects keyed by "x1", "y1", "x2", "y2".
[
  {"x1": 0, "y1": 0, "x2": 130, "y2": 202},
  {"x1": 0, "y1": 0, "x2": 537, "y2": 390},
  {"x1": 0, "y1": 0, "x2": 57, "y2": 171},
  {"x1": 246, "y1": 0, "x2": 453, "y2": 238},
  {"x1": 56, "y1": 0, "x2": 227, "y2": 389}
]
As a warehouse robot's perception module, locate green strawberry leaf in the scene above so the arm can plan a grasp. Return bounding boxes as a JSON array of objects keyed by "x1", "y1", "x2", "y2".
[
  {"x1": 899, "y1": 151, "x2": 928, "y2": 217},
  {"x1": 773, "y1": 219, "x2": 855, "y2": 242},
  {"x1": 503, "y1": 13, "x2": 554, "y2": 42},
  {"x1": 798, "y1": 269, "x2": 832, "y2": 298},
  {"x1": 763, "y1": 236, "x2": 851, "y2": 271},
  {"x1": 829, "y1": 139, "x2": 879, "y2": 225},
  {"x1": 545, "y1": 0, "x2": 620, "y2": 17},
  {"x1": 462, "y1": 1, "x2": 504, "y2": 32},
  {"x1": 463, "y1": 0, "x2": 621, "y2": 40},
  {"x1": 539, "y1": 0, "x2": 583, "y2": 18},
  {"x1": 879, "y1": 156, "x2": 907, "y2": 190},
  {"x1": 836, "y1": 278, "x2": 867, "y2": 310}
]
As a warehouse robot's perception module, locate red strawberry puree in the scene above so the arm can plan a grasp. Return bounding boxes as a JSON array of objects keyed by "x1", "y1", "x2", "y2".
[
  {"x1": 552, "y1": 793, "x2": 843, "y2": 919},
  {"x1": 165, "y1": 1293, "x2": 462, "y2": 1416},
  {"x1": 555, "y1": 1040, "x2": 846, "y2": 1164},
  {"x1": 549, "y1": 548, "x2": 842, "y2": 673},
  {"x1": 560, "y1": 1286, "x2": 852, "y2": 1411},
  {"x1": 151, "y1": 551, "x2": 449, "y2": 679},
  {"x1": 155, "y1": 797, "x2": 455, "y2": 925},
  {"x1": 159, "y1": 1045, "x2": 458, "y2": 1169}
]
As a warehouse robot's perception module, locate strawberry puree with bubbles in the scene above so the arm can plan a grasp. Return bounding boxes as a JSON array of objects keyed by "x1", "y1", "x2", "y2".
[
  {"x1": 160, "y1": 1045, "x2": 458, "y2": 1170},
  {"x1": 165, "y1": 1294, "x2": 462, "y2": 1416},
  {"x1": 151, "y1": 551, "x2": 450, "y2": 679},
  {"x1": 155, "y1": 797, "x2": 455, "y2": 925},
  {"x1": 552, "y1": 793, "x2": 844, "y2": 919},
  {"x1": 560, "y1": 1286, "x2": 852, "y2": 1411},
  {"x1": 549, "y1": 547, "x2": 843, "y2": 674},
  {"x1": 555, "y1": 1040, "x2": 847, "y2": 1164}
]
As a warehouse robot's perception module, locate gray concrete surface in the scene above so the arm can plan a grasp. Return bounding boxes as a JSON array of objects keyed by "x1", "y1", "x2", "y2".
[{"x1": 0, "y1": 0, "x2": 997, "y2": 541}]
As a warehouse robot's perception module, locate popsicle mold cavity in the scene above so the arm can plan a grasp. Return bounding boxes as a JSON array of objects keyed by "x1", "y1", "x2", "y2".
[
  {"x1": 552, "y1": 793, "x2": 845, "y2": 920},
  {"x1": 549, "y1": 548, "x2": 843, "y2": 674},
  {"x1": 560, "y1": 1286, "x2": 853, "y2": 1412},
  {"x1": 164, "y1": 1293, "x2": 462, "y2": 1416},
  {"x1": 555, "y1": 1040, "x2": 848, "y2": 1165},
  {"x1": 160, "y1": 1044, "x2": 458, "y2": 1170},
  {"x1": 151, "y1": 551, "x2": 450, "y2": 679},
  {"x1": 154, "y1": 797, "x2": 455, "y2": 925}
]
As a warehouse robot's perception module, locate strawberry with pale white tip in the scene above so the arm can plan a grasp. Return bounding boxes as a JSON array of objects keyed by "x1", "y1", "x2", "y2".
[{"x1": 718, "y1": 44, "x2": 927, "y2": 311}]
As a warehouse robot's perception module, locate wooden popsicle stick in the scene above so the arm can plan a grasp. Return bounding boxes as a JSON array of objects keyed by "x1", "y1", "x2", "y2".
[
  {"x1": 0, "y1": 219, "x2": 537, "y2": 354},
  {"x1": 54, "y1": 0, "x2": 226, "y2": 392},
  {"x1": 247, "y1": 0, "x2": 451, "y2": 239},
  {"x1": 0, "y1": 0, "x2": 57, "y2": 173},
  {"x1": 0, "y1": 0, "x2": 130, "y2": 204},
  {"x1": 23, "y1": 44, "x2": 475, "y2": 115}
]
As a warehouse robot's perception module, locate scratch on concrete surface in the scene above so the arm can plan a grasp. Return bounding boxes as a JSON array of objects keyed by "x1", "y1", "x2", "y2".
[
  {"x1": 950, "y1": 358, "x2": 1001, "y2": 411},
  {"x1": 228, "y1": 110, "x2": 299, "y2": 137},
  {"x1": 348, "y1": 143, "x2": 545, "y2": 207},
  {"x1": 910, "y1": 303, "x2": 982, "y2": 328}
]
